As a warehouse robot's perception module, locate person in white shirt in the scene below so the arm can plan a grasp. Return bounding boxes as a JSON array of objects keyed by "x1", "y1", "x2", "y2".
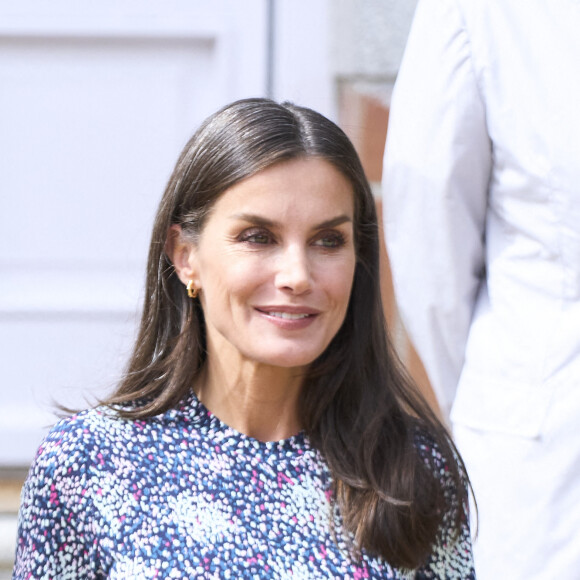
[{"x1": 382, "y1": 0, "x2": 580, "y2": 578}]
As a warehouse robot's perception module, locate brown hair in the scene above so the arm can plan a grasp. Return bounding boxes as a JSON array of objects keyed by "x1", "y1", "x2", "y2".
[{"x1": 103, "y1": 98, "x2": 470, "y2": 569}]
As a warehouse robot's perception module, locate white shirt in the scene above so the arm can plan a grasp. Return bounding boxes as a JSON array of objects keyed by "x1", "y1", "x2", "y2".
[
  {"x1": 384, "y1": 0, "x2": 580, "y2": 434},
  {"x1": 383, "y1": 1, "x2": 580, "y2": 577}
]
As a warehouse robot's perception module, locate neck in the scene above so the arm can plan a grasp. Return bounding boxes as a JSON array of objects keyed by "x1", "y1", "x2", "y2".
[{"x1": 196, "y1": 358, "x2": 305, "y2": 442}]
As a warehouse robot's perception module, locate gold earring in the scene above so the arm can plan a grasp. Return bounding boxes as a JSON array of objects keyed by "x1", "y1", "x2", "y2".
[{"x1": 186, "y1": 280, "x2": 198, "y2": 299}]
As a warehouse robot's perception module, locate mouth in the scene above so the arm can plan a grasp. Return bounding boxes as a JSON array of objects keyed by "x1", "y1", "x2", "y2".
[
  {"x1": 255, "y1": 306, "x2": 320, "y2": 324},
  {"x1": 264, "y1": 311, "x2": 313, "y2": 320}
]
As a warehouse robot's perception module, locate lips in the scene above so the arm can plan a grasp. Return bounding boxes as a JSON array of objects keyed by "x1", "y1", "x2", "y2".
[
  {"x1": 266, "y1": 311, "x2": 312, "y2": 320},
  {"x1": 255, "y1": 306, "x2": 320, "y2": 328},
  {"x1": 255, "y1": 306, "x2": 320, "y2": 317}
]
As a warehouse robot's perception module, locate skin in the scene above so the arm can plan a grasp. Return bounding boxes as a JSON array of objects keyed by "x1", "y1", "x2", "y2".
[{"x1": 167, "y1": 157, "x2": 356, "y2": 441}]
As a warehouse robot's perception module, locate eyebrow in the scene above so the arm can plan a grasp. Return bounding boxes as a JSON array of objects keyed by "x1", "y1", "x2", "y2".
[{"x1": 230, "y1": 213, "x2": 352, "y2": 230}]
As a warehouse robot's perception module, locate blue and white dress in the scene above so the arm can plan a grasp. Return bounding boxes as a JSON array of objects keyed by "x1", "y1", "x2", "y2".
[{"x1": 13, "y1": 393, "x2": 475, "y2": 579}]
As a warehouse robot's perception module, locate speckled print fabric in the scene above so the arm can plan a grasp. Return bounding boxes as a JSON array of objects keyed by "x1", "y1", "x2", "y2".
[{"x1": 13, "y1": 393, "x2": 475, "y2": 579}]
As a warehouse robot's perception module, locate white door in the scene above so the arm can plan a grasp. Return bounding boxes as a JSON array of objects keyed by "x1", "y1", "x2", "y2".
[{"x1": 0, "y1": 0, "x2": 333, "y2": 465}]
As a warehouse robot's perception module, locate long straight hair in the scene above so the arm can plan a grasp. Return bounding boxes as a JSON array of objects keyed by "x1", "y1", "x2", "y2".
[{"x1": 102, "y1": 98, "x2": 469, "y2": 569}]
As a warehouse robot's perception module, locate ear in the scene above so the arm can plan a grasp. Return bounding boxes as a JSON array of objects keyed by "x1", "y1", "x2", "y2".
[{"x1": 165, "y1": 225, "x2": 199, "y2": 286}]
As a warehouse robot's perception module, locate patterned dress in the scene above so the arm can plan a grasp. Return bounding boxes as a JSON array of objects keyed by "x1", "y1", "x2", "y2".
[{"x1": 13, "y1": 393, "x2": 475, "y2": 579}]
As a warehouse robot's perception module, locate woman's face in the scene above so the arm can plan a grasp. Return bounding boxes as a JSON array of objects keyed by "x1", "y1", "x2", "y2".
[{"x1": 184, "y1": 157, "x2": 356, "y2": 372}]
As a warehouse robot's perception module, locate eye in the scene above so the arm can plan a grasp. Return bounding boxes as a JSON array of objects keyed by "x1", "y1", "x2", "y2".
[
  {"x1": 238, "y1": 228, "x2": 275, "y2": 245},
  {"x1": 313, "y1": 231, "x2": 346, "y2": 249}
]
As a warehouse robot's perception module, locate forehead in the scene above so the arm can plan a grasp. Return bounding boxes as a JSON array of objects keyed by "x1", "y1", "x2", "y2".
[{"x1": 210, "y1": 157, "x2": 355, "y2": 222}]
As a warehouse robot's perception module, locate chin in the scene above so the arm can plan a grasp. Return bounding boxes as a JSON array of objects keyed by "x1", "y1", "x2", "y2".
[{"x1": 254, "y1": 345, "x2": 328, "y2": 369}]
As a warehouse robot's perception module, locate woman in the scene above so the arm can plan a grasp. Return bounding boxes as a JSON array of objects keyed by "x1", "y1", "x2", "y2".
[{"x1": 13, "y1": 99, "x2": 475, "y2": 578}]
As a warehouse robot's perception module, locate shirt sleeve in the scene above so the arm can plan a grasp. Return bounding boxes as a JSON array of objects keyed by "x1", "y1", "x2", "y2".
[
  {"x1": 12, "y1": 416, "x2": 99, "y2": 579},
  {"x1": 415, "y1": 485, "x2": 475, "y2": 579},
  {"x1": 414, "y1": 432, "x2": 476, "y2": 579},
  {"x1": 383, "y1": 0, "x2": 491, "y2": 419}
]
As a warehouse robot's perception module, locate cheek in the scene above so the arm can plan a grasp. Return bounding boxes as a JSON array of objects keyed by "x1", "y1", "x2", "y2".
[
  {"x1": 325, "y1": 261, "x2": 356, "y2": 310},
  {"x1": 199, "y1": 255, "x2": 268, "y2": 306}
]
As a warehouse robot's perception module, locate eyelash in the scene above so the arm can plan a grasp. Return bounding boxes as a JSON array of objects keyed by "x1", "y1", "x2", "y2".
[
  {"x1": 237, "y1": 228, "x2": 347, "y2": 249},
  {"x1": 238, "y1": 228, "x2": 274, "y2": 245},
  {"x1": 314, "y1": 232, "x2": 346, "y2": 248}
]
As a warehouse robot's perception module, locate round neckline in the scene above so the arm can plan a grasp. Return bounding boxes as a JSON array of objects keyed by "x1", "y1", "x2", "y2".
[{"x1": 181, "y1": 390, "x2": 310, "y2": 456}]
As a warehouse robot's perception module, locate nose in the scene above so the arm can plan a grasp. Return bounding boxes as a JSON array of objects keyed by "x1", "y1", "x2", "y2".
[{"x1": 275, "y1": 245, "x2": 313, "y2": 295}]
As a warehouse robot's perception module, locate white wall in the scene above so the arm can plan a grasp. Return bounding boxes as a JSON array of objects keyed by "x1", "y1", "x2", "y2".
[{"x1": 331, "y1": 0, "x2": 418, "y2": 80}]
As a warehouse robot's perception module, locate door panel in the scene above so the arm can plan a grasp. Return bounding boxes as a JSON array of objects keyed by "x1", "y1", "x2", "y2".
[{"x1": 0, "y1": 0, "x2": 268, "y2": 464}]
